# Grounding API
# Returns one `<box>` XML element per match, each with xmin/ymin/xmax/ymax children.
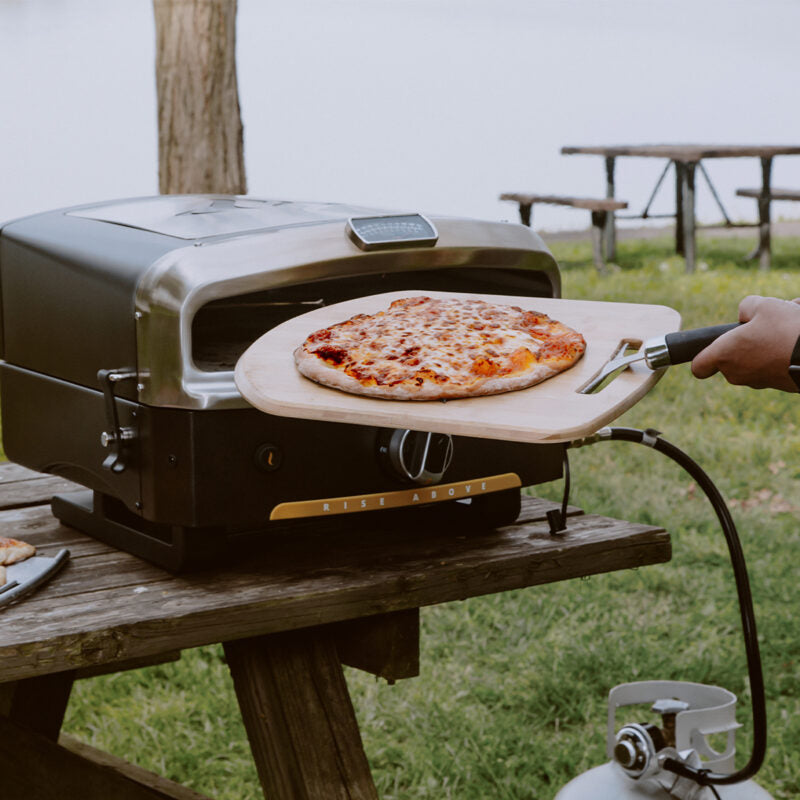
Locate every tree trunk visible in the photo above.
<box><xmin>153</xmin><ymin>0</ymin><xmax>246</xmax><ymax>195</ymax></box>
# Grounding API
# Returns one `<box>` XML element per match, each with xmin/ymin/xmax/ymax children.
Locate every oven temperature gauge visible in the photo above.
<box><xmin>346</xmin><ymin>214</ymin><xmax>438</xmax><ymax>251</ymax></box>
<box><xmin>379</xmin><ymin>429</ymin><xmax>454</xmax><ymax>486</ymax></box>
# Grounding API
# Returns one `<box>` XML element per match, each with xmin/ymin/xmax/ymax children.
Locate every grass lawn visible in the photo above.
<box><xmin>59</xmin><ymin>233</ymin><xmax>800</xmax><ymax>798</ymax></box>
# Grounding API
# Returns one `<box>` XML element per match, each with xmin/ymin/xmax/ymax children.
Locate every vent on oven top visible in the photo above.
<box><xmin>67</xmin><ymin>196</ymin><xmax>381</xmax><ymax>239</ymax></box>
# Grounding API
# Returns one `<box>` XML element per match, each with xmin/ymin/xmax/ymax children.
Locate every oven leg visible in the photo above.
<box><xmin>225</xmin><ymin>629</ymin><xmax>379</xmax><ymax>800</ymax></box>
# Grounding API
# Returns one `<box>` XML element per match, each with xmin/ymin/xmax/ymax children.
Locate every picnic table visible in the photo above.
<box><xmin>0</xmin><ymin>461</ymin><xmax>670</xmax><ymax>799</ymax></box>
<box><xmin>561</xmin><ymin>144</ymin><xmax>800</xmax><ymax>272</ymax></box>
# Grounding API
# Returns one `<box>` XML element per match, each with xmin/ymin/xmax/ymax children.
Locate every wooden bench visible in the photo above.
<box><xmin>736</xmin><ymin>187</ymin><xmax>800</xmax><ymax>270</ymax></box>
<box><xmin>500</xmin><ymin>192</ymin><xmax>628</xmax><ymax>273</ymax></box>
<box><xmin>0</xmin><ymin>463</ymin><xmax>670</xmax><ymax>799</ymax></box>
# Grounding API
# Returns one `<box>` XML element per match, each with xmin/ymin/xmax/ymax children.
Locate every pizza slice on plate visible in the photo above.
<box><xmin>0</xmin><ymin>537</ymin><xmax>37</xmax><ymax>587</ymax></box>
<box><xmin>0</xmin><ymin>536</ymin><xmax>36</xmax><ymax>567</ymax></box>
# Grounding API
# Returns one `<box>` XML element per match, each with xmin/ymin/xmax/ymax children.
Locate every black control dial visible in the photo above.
<box><xmin>380</xmin><ymin>429</ymin><xmax>454</xmax><ymax>486</ymax></box>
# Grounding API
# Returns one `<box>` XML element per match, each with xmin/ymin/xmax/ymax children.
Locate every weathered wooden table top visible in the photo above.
<box><xmin>561</xmin><ymin>143</ymin><xmax>800</xmax><ymax>161</ymax></box>
<box><xmin>0</xmin><ymin>462</ymin><xmax>670</xmax><ymax>684</ymax></box>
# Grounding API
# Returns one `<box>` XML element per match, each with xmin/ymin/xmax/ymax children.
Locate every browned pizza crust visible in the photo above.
<box><xmin>0</xmin><ymin>536</ymin><xmax>36</xmax><ymax>566</ymax></box>
<box><xmin>295</xmin><ymin>296</ymin><xmax>585</xmax><ymax>400</ymax></box>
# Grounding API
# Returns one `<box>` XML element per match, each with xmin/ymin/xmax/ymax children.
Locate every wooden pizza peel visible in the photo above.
<box><xmin>234</xmin><ymin>291</ymin><xmax>681</xmax><ymax>444</ymax></box>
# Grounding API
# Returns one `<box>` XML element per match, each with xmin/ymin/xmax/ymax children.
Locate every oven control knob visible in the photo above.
<box><xmin>383</xmin><ymin>429</ymin><xmax>453</xmax><ymax>486</ymax></box>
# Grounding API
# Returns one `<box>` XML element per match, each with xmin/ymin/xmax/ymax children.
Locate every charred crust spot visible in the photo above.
<box><xmin>314</xmin><ymin>346</ymin><xmax>349</xmax><ymax>365</ymax></box>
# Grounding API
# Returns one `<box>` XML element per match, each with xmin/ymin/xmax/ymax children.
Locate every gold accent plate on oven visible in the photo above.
<box><xmin>235</xmin><ymin>291</ymin><xmax>681</xmax><ymax>444</ymax></box>
<box><xmin>270</xmin><ymin>473</ymin><xmax>521</xmax><ymax>520</ymax></box>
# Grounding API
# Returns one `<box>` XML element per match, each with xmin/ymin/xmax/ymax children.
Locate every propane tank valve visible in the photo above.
<box><xmin>555</xmin><ymin>681</ymin><xmax>774</xmax><ymax>800</ymax></box>
<box><xmin>613</xmin><ymin>723</ymin><xmax>665</xmax><ymax>779</ymax></box>
<box><xmin>613</xmin><ymin>738</ymin><xmax>639</xmax><ymax>769</ymax></box>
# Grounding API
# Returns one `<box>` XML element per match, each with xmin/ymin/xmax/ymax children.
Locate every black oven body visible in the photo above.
<box><xmin>0</xmin><ymin>196</ymin><xmax>564</xmax><ymax>570</ymax></box>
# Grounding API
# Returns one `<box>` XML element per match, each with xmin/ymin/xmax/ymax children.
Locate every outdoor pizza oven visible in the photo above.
<box><xmin>0</xmin><ymin>195</ymin><xmax>565</xmax><ymax>570</ymax></box>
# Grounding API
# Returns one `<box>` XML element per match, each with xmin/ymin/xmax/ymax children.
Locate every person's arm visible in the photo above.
<box><xmin>691</xmin><ymin>295</ymin><xmax>800</xmax><ymax>392</ymax></box>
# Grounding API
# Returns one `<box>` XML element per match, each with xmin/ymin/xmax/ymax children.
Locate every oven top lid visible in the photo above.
<box><xmin>66</xmin><ymin>195</ymin><xmax>387</xmax><ymax>240</ymax></box>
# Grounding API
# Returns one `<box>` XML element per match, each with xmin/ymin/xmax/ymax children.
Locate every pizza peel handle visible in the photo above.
<box><xmin>662</xmin><ymin>323</ymin><xmax>740</xmax><ymax>364</ymax></box>
<box><xmin>581</xmin><ymin>322</ymin><xmax>740</xmax><ymax>394</ymax></box>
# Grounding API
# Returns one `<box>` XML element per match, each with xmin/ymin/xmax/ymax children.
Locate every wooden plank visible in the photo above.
<box><xmin>0</xmin><ymin>716</ymin><xmax>207</xmax><ymax>800</ymax></box>
<box><xmin>0</xmin><ymin>495</ymin><xmax>581</xmax><ymax>603</ymax></box>
<box><xmin>335</xmin><ymin>608</ymin><xmax>420</xmax><ymax>682</ymax></box>
<box><xmin>0</xmin><ymin>462</ymin><xmax>79</xmax><ymax>510</ymax></box>
<box><xmin>235</xmin><ymin>291</ymin><xmax>681</xmax><ymax>445</ymax></box>
<box><xmin>0</xmin><ymin>495</ymin><xmax>581</xmax><ymax>602</ymax></box>
<box><xmin>499</xmin><ymin>192</ymin><xmax>627</xmax><ymax>211</ymax></box>
<box><xmin>737</xmin><ymin>187</ymin><xmax>800</xmax><ymax>200</ymax></box>
<box><xmin>75</xmin><ymin>650</ymin><xmax>182</xmax><ymax>680</ymax></box>
<box><xmin>562</xmin><ymin>144</ymin><xmax>800</xmax><ymax>160</ymax></box>
<box><xmin>0</xmin><ymin>462</ymin><xmax>50</xmax><ymax>482</ymax></box>
<box><xmin>17</xmin><ymin>548</ymin><xmax>166</xmax><ymax>599</ymax></box>
<box><xmin>0</xmin><ymin>504</ymin><xmax>112</xmax><ymax>555</ymax></box>
<box><xmin>0</xmin><ymin>475</ymin><xmax>78</xmax><ymax>509</ymax></box>
<box><xmin>0</xmin><ymin>506</ymin><xmax>669</xmax><ymax>682</ymax></box>
<box><xmin>224</xmin><ymin>630</ymin><xmax>378</xmax><ymax>800</ymax></box>
<box><xmin>59</xmin><ymin>734</ymin><xmax>214</xmax><ymax>800</ymax></box>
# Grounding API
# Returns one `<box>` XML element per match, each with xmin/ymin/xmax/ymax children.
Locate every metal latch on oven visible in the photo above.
<box><xmin>98</xmin><ymin>368</ymin><xmax>138</xmax><ymax>473</ymax></box>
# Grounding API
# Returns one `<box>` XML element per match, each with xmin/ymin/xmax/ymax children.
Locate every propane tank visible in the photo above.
<box><xmin>555</xmin><ymin>681</ymin><xmax>774</xmax><ymax>800</ymax></box>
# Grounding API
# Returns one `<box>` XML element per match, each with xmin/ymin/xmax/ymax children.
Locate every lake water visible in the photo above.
<box><xmin>3</xmin><ymin>0</ymin><xmax>800</xmax><ymax>231</ymax></box>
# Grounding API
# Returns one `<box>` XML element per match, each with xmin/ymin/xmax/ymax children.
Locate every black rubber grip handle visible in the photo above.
<box><xmin>664</xmin><ymin>323</ymin><xmax>741</xmax><ymax>364</ymax></box>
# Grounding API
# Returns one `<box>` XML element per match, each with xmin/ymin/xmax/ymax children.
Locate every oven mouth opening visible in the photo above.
<box><xmin>190</xmin><ymin>266</ymin><xmax>558</xmax><ymax>372</ymax></box>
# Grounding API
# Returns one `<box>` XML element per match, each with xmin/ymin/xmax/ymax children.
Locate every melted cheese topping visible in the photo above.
<box><xmin>297</xmin><ymin>296</ymin><xmax>585</xmax><ymax>398</ymax></box>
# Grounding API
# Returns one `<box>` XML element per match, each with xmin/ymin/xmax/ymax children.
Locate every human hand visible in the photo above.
<box><xmin>690</xmin><ymin>295</ymin><xmax>800</xmax><ymax>392</ymax></box>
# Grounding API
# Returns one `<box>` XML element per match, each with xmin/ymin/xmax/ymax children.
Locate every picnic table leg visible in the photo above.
<box><xmin>604</xmin><ymin>156</ymin><xmax>617</xmax><ymax>260</ymax></box>
<box><xmin>517</xmin><ymin>202</ymin><xmax>533</xmax><ymax>227</ymax></box>
<box><xmin>674</xmin><ymin>160</ymin><xmax>685</xmax><ymax>256</ymax></box>
<box><xmin>0</xmin><ymin>670</ymin><xmax>75</xmax><ymax>740</ymax></box>
<box><xmin>681</xmin><ymin>162</ymin><xmax>697</xmax><ymax>273</ymax></box>
<box><xmin>590</xmin><ymin>211</ymin><xmax>609</xmax><ymax>274</ymax></box>
<box><xmin>224</xmin><ymin>629</ymin><xmax>379</xmax><ymax>800</ymax></box>
<box><xmin>749</xmin><ymin>156</ymin><xmax>772</xmax><ymax>270</ymax></box>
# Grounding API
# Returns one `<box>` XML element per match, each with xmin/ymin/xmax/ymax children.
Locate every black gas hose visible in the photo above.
<box><xmin>568</xmin><ymin>426</ymin><xmax>767</xmax><ymax>787</ymax></box>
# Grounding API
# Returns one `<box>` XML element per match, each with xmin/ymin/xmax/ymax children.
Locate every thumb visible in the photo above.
<box><xmin>691</xmin><ymin>342</ymin><xmax>721</xmax><ymax>379</ymax></box>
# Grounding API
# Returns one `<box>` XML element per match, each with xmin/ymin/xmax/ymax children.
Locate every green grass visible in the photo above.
<box><xmin>63</xmin><ymin>234</ymin><xmax>800</xmax><ymax>798</ymax></box>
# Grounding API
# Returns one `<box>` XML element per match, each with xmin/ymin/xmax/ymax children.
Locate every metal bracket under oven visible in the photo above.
<box><xmin>98</xmin><ymin>368</ymin><xmax>138</xmax><ymax>473</ymax></box>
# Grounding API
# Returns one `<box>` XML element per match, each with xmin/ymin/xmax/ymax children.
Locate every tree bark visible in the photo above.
<box><xmin>153</xmin><ymin>0</ymin><xmax>246</xmax><ymax>195</ymax></box>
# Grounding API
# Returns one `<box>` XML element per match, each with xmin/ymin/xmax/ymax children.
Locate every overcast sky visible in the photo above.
<box><xmin>3</xmin><ymin>0</ymin><xmax>800</xmax><ymax>229</ymax></box>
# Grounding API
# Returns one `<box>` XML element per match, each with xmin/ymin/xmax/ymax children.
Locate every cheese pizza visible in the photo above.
<box><xmin>294</xmin><ymin>295</ymin><xmax>585</xmax><ymax>400</ymax></box>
